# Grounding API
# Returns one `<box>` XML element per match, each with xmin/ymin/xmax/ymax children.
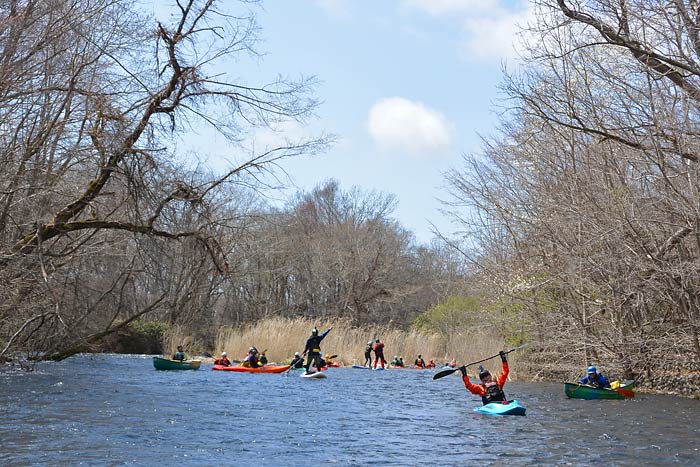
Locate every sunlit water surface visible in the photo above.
<box><xmin>1</xmin><ymin>354</ymin><xmax>699</xmax><ymax>466</ymax></box>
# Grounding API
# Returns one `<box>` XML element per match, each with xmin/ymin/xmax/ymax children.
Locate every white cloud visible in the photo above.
<box><xmin>315</xmin><ymin>0</ymin><xmax>351</xmax><ymax>19</ymax></box>
<box><xmin>461</xmin><ymin>11</ymin><xmax>525</xmax><ymax>61</ymax></box>
<box><xmin>401</xmin><ymin>0</ymin><xmax>503</xmax><ymax>17</ymax></box>
<box><xmin>367</xmin><ymin>97</ymin><xmax>454</xmax><ymax>158</ymax></box>
<box><xmin>401</xmin><ymin>0</ymin><xmax>532</xmax><ymax>62</ymax></box>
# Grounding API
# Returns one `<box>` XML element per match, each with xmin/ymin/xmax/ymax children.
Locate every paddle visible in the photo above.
<box><xmin>433</xmin><ymin>342</ymin><xmax>530</xmax><ymax>380</ymax></box>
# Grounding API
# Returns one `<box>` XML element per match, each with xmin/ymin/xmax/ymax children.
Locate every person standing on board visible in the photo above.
<box><xmin>580</xmin><ymin>366</ymin><xmax>610</xmax><ymax>388</ymax></box>
<box><xmin>460</xmin><ymin>350</ymin><xmax>509</xmax><ymax>405</ymax></box>
<box><xmin>364</xmin><ymin>341</ymin><xmax>374</xmax><ymax>367</ymax></box>
<box><xmin>172</xmin><ymin>345</ymin><xmax>186</xmax><ymax>361</ymax></box>
<box><xmin>373</xmin><ymin>338</ymin><xmax>386</xmax><ymax>369</ymax></box>
<box><xmin>303</xmin><ymin>327</ymin><xmax>332</xmax><ymax>374</ymax></box>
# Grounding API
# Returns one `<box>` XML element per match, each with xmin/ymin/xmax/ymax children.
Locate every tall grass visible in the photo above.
<box><xmin>166</xmin><ymin>317</ymin><xmax>525</xmax><ymax>379</ymax></box>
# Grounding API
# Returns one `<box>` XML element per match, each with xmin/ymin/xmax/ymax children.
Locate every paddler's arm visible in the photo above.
<box><xmin>496</xmin><ymin>351</ymin><xmax>509</xmax><ymax>388</ymax></box>
<box><xmin>460</xmin><ymin>366</ymin><xmax>485</xmax><ymax>396</ymax></box>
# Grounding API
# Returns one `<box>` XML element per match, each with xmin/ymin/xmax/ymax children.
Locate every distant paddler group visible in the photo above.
<box><xmin>155</xmin><ymin>332</ymin><xmax>638</xmax><ymax>410</ymax></box>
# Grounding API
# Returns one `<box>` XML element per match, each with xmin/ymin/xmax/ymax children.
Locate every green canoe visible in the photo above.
<box><xmin>153</xmin><ymin>356</ymin><xmax>201</xmax><ymax>371</ymax></box>
<box><xmin>564</xmin><ymin>380</ymin><xmax>635</xmax><ymax>400</ymax></box>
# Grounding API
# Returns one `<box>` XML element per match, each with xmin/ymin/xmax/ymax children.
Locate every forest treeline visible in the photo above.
<box><xmin>2</xmin><ymin>1</ymin><xmax>700</xmax><ymax>396</ymax></box>
<box><xmin>441</xmin><ymin>1</ymin><xmax>700</xmax><ymax>395</ymax></box>
<box><xmin>0</xmin><ymin>0</ymin><xmax>465</xmax><ymax>363</ymax></box>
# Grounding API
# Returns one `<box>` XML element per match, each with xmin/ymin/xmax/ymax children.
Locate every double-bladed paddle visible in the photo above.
<box><xmin>432</xmin><ymin>342</ymin><xmax>530</xmax><ymax>380</ymax></box>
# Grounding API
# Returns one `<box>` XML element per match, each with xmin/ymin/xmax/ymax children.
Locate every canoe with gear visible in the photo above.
<box><xmin>564</xmin><ymin>379</ymin><xmax>636</xmax><ymax>400</ymax></box>
<box><xmin>153</xmin><ymin>356</ymin><xmax>201</xmax><ymax>371</ymax></box>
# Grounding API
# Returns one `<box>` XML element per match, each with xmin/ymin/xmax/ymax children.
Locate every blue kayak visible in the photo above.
<box><xmin>352</xmin><ymin>365</ymin><xmax>371</xmax><ymax>369</ymax></box>
<box><xmin>474</xmin><ymin>400</ymin><xmax>526</xmax><ymax>416</ymax></box>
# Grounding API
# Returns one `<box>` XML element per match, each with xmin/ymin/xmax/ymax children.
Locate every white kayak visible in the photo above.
<box><xmin>300</xmin><ymin>371</ymin><xmax>327</xmax><ymax>379</ymax></box>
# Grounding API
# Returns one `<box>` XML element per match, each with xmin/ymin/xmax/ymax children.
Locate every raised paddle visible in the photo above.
<box><xmin>433</xmin><ymin>343</ymin><xmax>530</xmax><ymax>380</ymax></box>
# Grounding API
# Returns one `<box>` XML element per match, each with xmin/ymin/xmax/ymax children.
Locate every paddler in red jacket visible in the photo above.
<box><xmin>373</xmin><ymin>338</ymin><xmax>386</xmax><ymax>369</ymax></box>
<box><xmin>460</xmin><ymin>351</ymin><xmax>509</xmax><ymax>405</ymax></box>
<box><xmin>215</xmin><ymin>352</ymin><xmax>231</xmax><ymax>366</ymax></box>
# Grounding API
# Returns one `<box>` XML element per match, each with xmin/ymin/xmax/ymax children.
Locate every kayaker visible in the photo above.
<box><xmin>364</xmin><ymin>341</ymin><xmax>373</xmax><ymax>367</ymax></box>
<box><xmin>290</xmin><ymin>352</ymin><xmax>305</xmax><ymax>369</ymax></box>
<box><xmin>580</xmin><ymin>366</ymin><xmax>610</xmax><ymax>388</ymax></box>
<box><xmin>426</xmin><ymin>359</ymin><xmax>436</xmax><ymax>368</ymax></box>
<box><xmin>215</xmin><ymin>352</ymin><xmax>231</xmax><ymax>366</ymax></box>
<box><xmin>323</xmin><ymin>354</ymin><xmax>336</xmax><ymax>366</ymax></box>
<box><xmin>172</xmin><ymin>345</ymin><xmax>186</xmax><ymax>361</ymax></box>
<box><xmin>373</xmin><ymin>338</ymin><xmax>386</xmax><ymax>369</ymax></box>
<box><xmin>390</xmin><ymin>355</ymin><xmax>402</xmax><ymax>367</ymax></box>
<box><xmin>302</xmin><ymin>327</ymin><xmax>332</xmax><ymax>374</ymax></box>
<box><xmin>414</xmin><ymin>354</ymin><xmax>426</xmax><ymax>368</ymax></box>
<box><xmin>460</xmin><ymin>350</ymin><xmax>509</xmax><ymax>405</ymax></box>
<box><xmin>259</xmin><ymin>351</ymin><xmax>268</xmax><ymax>366</ymax></box>
<box><xmin>242</xmin><ymin>347</ymin><xmax>261</xmax><ymax>368</ymax></box>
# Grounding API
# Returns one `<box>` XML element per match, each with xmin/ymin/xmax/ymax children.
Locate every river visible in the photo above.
<box><xmin>1</xmin><ymin>354</ymin><xmax>698</xmax><ymax>466</ymax></box>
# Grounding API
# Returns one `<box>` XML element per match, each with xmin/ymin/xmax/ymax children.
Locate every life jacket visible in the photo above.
<box><xmin>373</xmin><ymin>342</ymin><xmax>384</xmax><ymax>353</ymax></box>
<box><xmin>216</xmin><ymin>357</ymin><xmax>231</xmax><ymax>366</ymax></box>
<box><xmin>482</xmin><ymin>382</ymin><xmax>506</xmax><ymax>405</ymax></box>
<box><xmin>415</xmin><ymin>358</ymin><xmax>425</xmax><ymax>367</ymax></box>
<box><xmin>306</xmin><ymin>335</ymin><xmax>322</xmax><ymax>354</ymax></box>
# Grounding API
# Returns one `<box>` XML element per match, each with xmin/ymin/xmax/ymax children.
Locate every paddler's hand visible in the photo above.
<box><xmin>499</xmin><ymin>350</ymin><xmax>507</xmax><ymax>363</ymax></box>
<box><xmin>459</xmin><ymin>365</ymin><xmax>467</xmax><ymax>377</ymax></box>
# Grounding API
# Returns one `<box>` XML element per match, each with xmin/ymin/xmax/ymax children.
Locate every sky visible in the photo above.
<box><xmin>153</xmin><ymin>0</ymin><xmax>533</xmax><ymax>244</ymax></box>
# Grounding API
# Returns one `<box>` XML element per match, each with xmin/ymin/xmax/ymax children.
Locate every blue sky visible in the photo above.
<box><xmin>153</xmin><ymin>0</ymin><xmax>533</xmax><ymax>243</ymax></box>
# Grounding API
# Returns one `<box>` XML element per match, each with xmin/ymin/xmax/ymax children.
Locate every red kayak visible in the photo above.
<box><xmin>212</xmin><ymin>364</ymin><xmax>290</xmax><ymax>373</ymax></box>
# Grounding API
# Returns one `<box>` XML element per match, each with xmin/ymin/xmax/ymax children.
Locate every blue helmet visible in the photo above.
<box><xmin>587</xmin><ymin>366</ymin><xmax>597</xmax><ymax>374</ymax></box>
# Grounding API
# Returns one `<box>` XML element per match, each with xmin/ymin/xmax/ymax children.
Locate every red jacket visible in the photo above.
<box><xmin>462</xmin><ymin>361</ymin><xmax>509</xmax><ymax>396</ymax></box>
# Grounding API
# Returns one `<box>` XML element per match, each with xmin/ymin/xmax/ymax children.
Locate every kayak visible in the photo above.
<box><xmin>352</xmin><ymin>365</ymin><xmax>371</xmax><ymax>369</ymax></box>
<box><xmin>212</xmin><ymin>364</ymin><xmax>290</xmax><ymax>374</ymax></box>
<box><xmin>153</xmin><ymin>357</ymin><xmax>201</xmax><ymax>371</ymax></box>
<box><xmin>564</xmin><ymin>380</ymin><xmax>635</xmax><ymax>400</ymax></box>
<box><xmin>301</xmin><ymin>371</ymin><xmax>327</xmax><ymax>379</ymax></box>
<box><xmin>474</xmin><ymin>400</ymin><xmax>526</xmax><ymax>416</ymax></box>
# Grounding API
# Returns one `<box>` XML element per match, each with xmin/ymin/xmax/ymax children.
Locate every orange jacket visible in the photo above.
<box><xmin>462</xmin><ymin>361</ymin><xmax>509</xmax><ymax>396</ymax></box>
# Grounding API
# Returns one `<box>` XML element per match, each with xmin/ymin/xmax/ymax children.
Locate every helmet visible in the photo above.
<box><xmin>375</xmin><ymin>338</ymin><xmax>380</xmax><ymax>342</ymax></box>
<box><xmin>221</xmin><ymin>352</ymin><xmax>227</xmax><ymax>356</ymax></box>
<box><xmin>295</xmin><ymin>352</ymin><xmax>300</xmax><ymax>356</ymax></box>
<box><xmin>587</xmin><ymin>366</ymin><xmax>597</xmax><ymax>374</ymax></box>
<box><xmin>368</xmin><ymin>341</ymin><xmax>373</xmax><ymax>345</ymax></box>
<box><xmin>325</xmin><ymin>354</ymin><xmax>330</xmax><ymax>359</ymax></box>
<box><xmin>418</xmin><ymin>354</ymin><xmax>422</xmax><ymax>358</ymax></box>
<box><xmin>312</xmin><ymin>328</ymin><xmax>318</xmax><ymax>336</ymax></box>
<box><xmin>394</xmin><ymin>355</ymin><xmax>398</xmax><ymax>359</ymax></box>
<box><xmin>478</xmin><ymin>365</ymin><xmax>490</xmax><ymax>380</ymax></box>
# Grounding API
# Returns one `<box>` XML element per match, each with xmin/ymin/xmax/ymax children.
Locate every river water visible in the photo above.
<box><xmin>0</xmin><ymin>354</ymin><xmax>698</xmax><ymax>467</ymax></box>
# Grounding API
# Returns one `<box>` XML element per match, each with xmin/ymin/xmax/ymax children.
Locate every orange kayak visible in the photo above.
<box><xmin>212</xmin><ymin>364</ymin><xmax>291</xmax><ymax>373</ymax></box>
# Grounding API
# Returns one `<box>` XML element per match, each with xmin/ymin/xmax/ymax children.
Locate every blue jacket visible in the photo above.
<box><xmin>580</xmin><ymin>373</ymin><xmax>610</xmax><ymax>388</ymax></box>
<box><xmin>304</xmin><ymin>329</ymin><xmax>331</xmax><ymax>355</ymax></box>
